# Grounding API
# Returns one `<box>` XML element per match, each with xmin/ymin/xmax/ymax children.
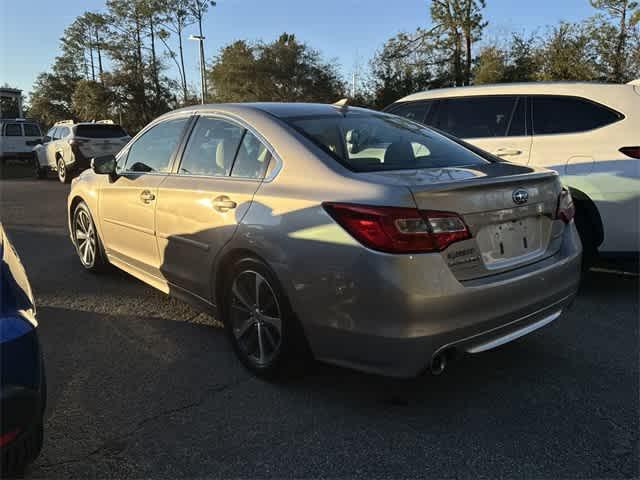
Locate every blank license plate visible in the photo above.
<box><xmin>482</xmin><ymin>217</ymin><xmax>542</xmax><ymax>265</ymax></box>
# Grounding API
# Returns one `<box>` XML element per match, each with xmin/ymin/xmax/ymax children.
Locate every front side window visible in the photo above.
<box><xmin>179</xmin><ymin>117</ymin><xmax>244</xmax><ymax>176</ymax></box>
<box><xmin>532</xmin><ymin>96</ymin><xmax>623</xmax><ymax>135</ymax></box>
<box><xmin>57</xmin><ymin>127</ymin><xmax>70</xmax><ymax>138</ymax></box>
<box><xmin>4</xmin><ymin>124</ymin><xmax>22</xmax><ymax>136</ymax></box>
<box><xmin>285</xmin><ymin>111</ymin><xmax>489</xmax><ymax>172</ymax></box>
<box><xmin>432</xmin><ymin>96</ymin><xmax>519</xmax><ymax>139</ymax></box>
<box><xmin>124</xmin><ymin>116</ymin><xmax>189</xmax><ymax>173</ymax></box>
<box><xmin>231</xmin><ymin>131</ymin><xmax>271</xmax><ymax>179</ymax></box>
<box><xmin>507</xmin><ymin>97</ymin><xmax>526</xmax><ymax>137</ymax></box>
<box><xmin>23</xmin><ymin>124</ymin><xmax>41</xmax><ymax>137</ymax></box>
<box><xmin>388</xmin><ymin>102</ymin><xmax>431</xmax><ymax>124</ymax></box>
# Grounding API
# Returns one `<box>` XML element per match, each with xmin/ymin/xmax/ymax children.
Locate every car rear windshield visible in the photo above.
<box><xmin>23</xmin><ymin>124</ymin><xmax>41</xmax><ymax>137</ymax></box>
<box><xmin>75</xmin><ymin>124</ymin><xmax>128</xmax><ymax>138</ymax></box>
<box><xmin>283</xmin><ymin>111</ymin><xmax>489</xmax><ymax>172</ymax></box>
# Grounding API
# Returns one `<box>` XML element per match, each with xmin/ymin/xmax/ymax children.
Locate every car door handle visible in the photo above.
<box><xmin>494</xmin><ymin>148</ymin><xmax>522</xmax><ymax>157</ymax></box>
<box><xmin>212</xmin><ymin>196</ymin><xmax>237</xmax><ymax>212</ymax></box>
<box><xmin>140</xmin><ymin>190</ymin><xmax>155</xmax><ymax>203</ymax></box>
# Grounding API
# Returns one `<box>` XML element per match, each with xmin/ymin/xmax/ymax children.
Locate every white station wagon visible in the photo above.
<box><xmin>386</xmin><ymin>81</ymin><xmax>640</xmax><ymax>260</ymax></box>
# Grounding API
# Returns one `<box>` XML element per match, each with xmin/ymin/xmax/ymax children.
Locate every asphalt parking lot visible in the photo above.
<box><xmin>1</xmin><ymin>176</ymin><xmax>638</xmax><ymax>479</ymax></box>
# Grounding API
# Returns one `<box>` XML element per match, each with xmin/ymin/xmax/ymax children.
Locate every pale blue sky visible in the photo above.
<box><xmin>1</xmin><ymin>0</ymin><xmax>595</xmax><ymax>98</ymax></box>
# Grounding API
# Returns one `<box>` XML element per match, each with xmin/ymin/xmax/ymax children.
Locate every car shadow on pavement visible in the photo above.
<box><xmin>7</xmin><ymin>211</ymin><xmax>638</xmax><ymax>478</ymax></box>
<box><xmin>29</xmin><ymin>260</ymin><xmax>638</xmax><ymax>478</ymax></box>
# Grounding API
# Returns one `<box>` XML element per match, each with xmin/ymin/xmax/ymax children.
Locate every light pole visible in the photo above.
<box><xmin>189</xmin><ymin>34</ymin><xmax>206</xmax><ymax>104</ymax></box>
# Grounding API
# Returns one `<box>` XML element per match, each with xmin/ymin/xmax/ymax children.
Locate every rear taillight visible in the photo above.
<box><xmin>322</xmin><ymin>203</ymin><xmax>470</xmax><ymax>253</ymax></box>
<box><xmin>0</xmin><ymin>428</ymin><xmax>20</xmax><ymax>447</ymax></box>
<box><xmin>555</xmin><ymin>188</ymin><xmax>575</xmax><ymax>224</ymax></box>
<box><xmin>68</xmin><ymin>138</ymin><xmax>88</xmax><ymax>146</ymax></box>
<box><xmin>620</xmin><ymin>146</ymin><xmax>640</xmax><ymax>159</ymax></box>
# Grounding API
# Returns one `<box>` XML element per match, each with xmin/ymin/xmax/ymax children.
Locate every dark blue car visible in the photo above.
<box><xmin>0</xmin><ymin>224</ymin><xmax>45</xmax><ymax>476</ymax></box>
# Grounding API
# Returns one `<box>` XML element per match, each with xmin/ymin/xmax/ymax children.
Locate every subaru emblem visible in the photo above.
<box><xmin>512</xmin><ymin>189</ymin><xmax>529</xmax><ymax>205</ymax></box>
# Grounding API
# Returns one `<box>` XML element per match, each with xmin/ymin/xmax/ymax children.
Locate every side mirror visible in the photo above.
<box><xmin>42</xmin><ymin>136</ymin><xmax>51</xmax><ymax>143</ymax></box>
<box><xmin>91</xmin><ymin>155</ymin><xmax>117</xmax><ymax>176</ymax></box>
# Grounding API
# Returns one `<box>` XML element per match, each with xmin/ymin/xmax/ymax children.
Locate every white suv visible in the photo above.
<box><xmin>386</xmin><ymin>81</ymin><xmax>640</xmax><ymax>259</ymax></box>
<box><xmin>34</xmin><ymin>120</ymin><xmax>130</xmax><ymax>183</ymax></box>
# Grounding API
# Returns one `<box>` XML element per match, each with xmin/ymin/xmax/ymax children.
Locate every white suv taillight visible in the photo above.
<box><xmin>323</xmin><ymin>203</ymin><xmax>471</xmax><ymax>253</ymax></box>
<box><xmin>555</xmin><ymin>188</ymin><xmax>575</xmax><ymax>224</ymax></box>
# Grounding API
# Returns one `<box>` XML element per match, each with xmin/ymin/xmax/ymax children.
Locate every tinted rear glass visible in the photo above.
<box><xmin>507</xmin><ymin>98</ymin><xmax>526</xmax><ymax>136</ymax></box>
<box><xmin>432</xmin><ymin>96</ymin><xmax>519</xmax><ymax>138</ymax></box>
<box><xmin>23</xmin><ymin>124</ymin><xmax>41</xmax><ymax>137</ymax></box>
<box><xmin>532</xmin><ymin>96</ymin><xmax>622</xmax><ymax>135</ymax></box>
<box><xmin>75</xmin><ymin>124</ymin><xmax>128</xmax><ymax>138</ymax></box>
<box><xmin>285</xmin><ymin>111</ymin><xmax>489</xmax><ymax>172</ymax></box>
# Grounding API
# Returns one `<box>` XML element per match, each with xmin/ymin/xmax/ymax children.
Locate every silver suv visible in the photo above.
<box><xmin>34</xmin><ymin>120</ymin><xmax>130</xmax><ymax>183</ymax></box>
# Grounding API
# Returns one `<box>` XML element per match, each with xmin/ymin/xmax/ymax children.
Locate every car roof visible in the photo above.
<box><xmin>64</xmin><ymin>123</ymin><xmax>123</xmax><ymax>127</ymax></box>
<box><xmin>0</xmin><ymin>118</ymin><xmax>39</xmax><ymax>124</ymax></box>
<box><xmin>395</xmin><ymin>81</ymin><xmax>634</xmax><ymax>103</ymax></box>
<box><xmin>169</xmin><ymin>102</ymin><xmax>374</xmax><ymax>119</ymax></box>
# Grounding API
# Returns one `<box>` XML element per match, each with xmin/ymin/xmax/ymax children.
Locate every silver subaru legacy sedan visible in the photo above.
<box><xmin>67</xmin><ymin>102</ymin><xmax>582</xmax><ymax>378</ymax></box>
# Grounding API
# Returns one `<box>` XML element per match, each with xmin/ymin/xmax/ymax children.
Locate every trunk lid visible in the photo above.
<box><xmin>360</xmin><ymin>163</ymin><xmax>565</xmax><ymax>280</ymax></box>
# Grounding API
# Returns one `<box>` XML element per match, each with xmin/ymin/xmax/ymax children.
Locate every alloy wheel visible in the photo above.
<box><xmin>230</xmin><ymin>270</ymin><xmax>282</xmax><ymax>366</ymax></box>
<box><xmin>57</xmin><ymin>159</ymin><xmax>66</xmax><ymax>183</ymax></box>
<box><xmin>74</xmin><ymin>208</ymin><xmax>96</xmax><ymax>267</ymax></box>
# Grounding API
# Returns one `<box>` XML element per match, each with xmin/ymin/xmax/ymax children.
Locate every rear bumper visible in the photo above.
<box><xmin>0</xmin><ymin>152</ymin><xmax>34</xmax><ymax>161</ymax></box>
<box><xmin>299</xmin><ymin>224</ymin><xmax>582</xmax><ymax>378</ymax></box>
<box><xmin>67</xmin><ymin>148</ymin><xmax>91</xmax><ymax>172</ymax></box>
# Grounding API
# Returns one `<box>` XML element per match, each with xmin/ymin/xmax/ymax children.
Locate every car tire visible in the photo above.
<box><xmin>72</xmin><ymin>202</ymin><xmax>108</xmax><ymax>272</ymax></box>
<box><xmin>574</xmin><ymin>206</ymin><xmax>597</xmax><ymax>270</ymax></box>
<box><xmin>0</xmin><ymin>421</ymin><xmax>43</xmax><ymax>478</ymax></box>
<box><xmin>57</xmin><ymin>158</ymin><xmax>70</xmax><ymax>184</ymax></box>
<box><xmin>34</xmin><ymin>154</ymin><xmax>46</xmax><ymax>179</ymax></box>
<box><xmin>222</xmin><ymin>257</ymin><xmax>310</xmax><ymax>379</ymax></box>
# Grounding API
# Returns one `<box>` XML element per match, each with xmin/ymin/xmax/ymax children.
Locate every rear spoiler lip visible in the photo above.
<box><xmin>408</xmin><ymin>169</ymin><xmax>559</xmax><ymax>194</ymax></box>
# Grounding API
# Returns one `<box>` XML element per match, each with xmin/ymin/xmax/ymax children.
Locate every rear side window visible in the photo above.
<box><xmin>75</xmin><ymin>124</ymin><xmax>128</xmax><ymax>138</ymax></box>
<box><xmin>23</xmin><ymin>124</ymin><xmax>41</xmax><ymax>137</ymax></box>
<box><xmin>178</xmin><ymin>117</ymin><xmax>244</xmax><ymax>177</ymax></box>
<box><xmin>57</xmin><ymin>127</ymin><xmax>70</xmax><ymax>138</ymax></box>
<box><xmin>124</xmin><ymin>117</ymin><xmax>189</xmax><ymax>173</ymax></box>
<box><xmin>4</xmin><ymin>124</ymin><xmax>22</xmax><ymax>136</ymax></box>
<box><xmin>388</xmin><ymin>102</ymin><xmax>431</xmax><ymax>124</ymax></box>
<box><xmin>532</xmin><ymin>96</ymin><xmax>623</xmax><ymax>135</ymax></box>
<box><xmin>431</xmin><ymin>96</ymin><xmax>519</xmax><ymax>139</ymax></box>
<box><xmin>231</xmin><ymin>131</ymin><xmax>271</xmax><ymax>179</ymax></box>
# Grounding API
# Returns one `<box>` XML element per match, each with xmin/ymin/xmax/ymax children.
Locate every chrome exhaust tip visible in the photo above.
<box><xmin>430</xmin><ymin>353</ymin><xmax>447</xmax><ymax>375</ymax></box>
